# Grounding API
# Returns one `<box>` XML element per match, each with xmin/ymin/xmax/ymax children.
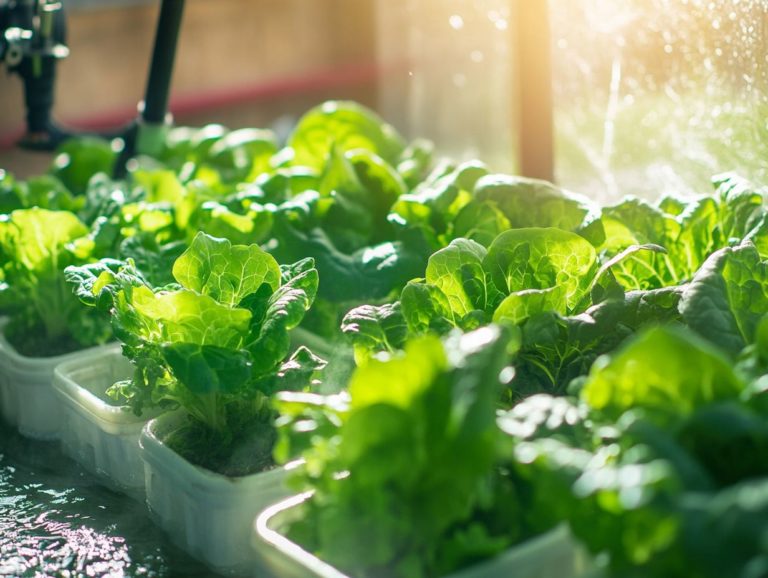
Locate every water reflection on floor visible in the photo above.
<box><xmin>0</xmin><ymin>422</ymin><xmax>220</xmax><ymax>578</ymax></box>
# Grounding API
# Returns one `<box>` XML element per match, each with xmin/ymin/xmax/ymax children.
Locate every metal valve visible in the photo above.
<box><xmin>1</xmin><ymin>0</ymin><xmax>68</xmax><ymax>71</ymax></box>
<box><xmin>2</xmin><ymin>25</ymin><xmax>32</xmax><ymax>66</ymax></box>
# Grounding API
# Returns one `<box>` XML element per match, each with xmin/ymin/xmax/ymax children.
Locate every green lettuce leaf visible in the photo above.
<box><xmin>50</xmin><ymin>137</ymin><xmax>117</xmax><ymax>195</ymax></box>
<box><xmin>289</xmin><ymin>100</ymin><xmax>406</xmax><ymax>171</ymax></box>
<box><xmin>425</xmin><ymin>238</ymin><xmax>493</xmax><ymax>316</ymax></box>
<box><xmin>582</xmin><ymin>326</ymin><xmax>744</xmax><ymax>420</ymax></box>
<box><xmin>0</xmin><ymin>208</ymin><xmax>110</xmax><ymax>353</ymax></box>
<box><xmin>172</xmin><ymin>231</ymin><xmax>281</xmax><ymax>306</ymax></box>
<box><xmin>341</xmin><ymin>302</ymin><xmax>408</xmax><ymax>363</ymax></box>
<box><xmin>484</xmin><ymin>227</ymin><xmax>597</xmax><ymax>316</ymax></box>
<box><xmin>474</xmin><ymin>174</ymin><xmax>601</xmax><ymax>241</ymax></box>
<box><xmin>680</xmin><ymin>242</ymin><xmax>768</xmax><ymax>355</ymax></box>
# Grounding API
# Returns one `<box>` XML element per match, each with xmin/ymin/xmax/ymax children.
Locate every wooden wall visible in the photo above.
<box><xmin>0</xmin><ymin>0</ymin><xmax>377</xmax><ymax>141</ymax></box>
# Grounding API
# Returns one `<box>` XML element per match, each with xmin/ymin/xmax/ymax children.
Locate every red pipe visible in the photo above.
<box><xmin>0</xmin><ymin>61</ymin><xmax>391</xmax><ymax>150</ymax></box>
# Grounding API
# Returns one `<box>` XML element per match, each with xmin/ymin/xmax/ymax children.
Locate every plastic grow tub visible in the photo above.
<box><xmin>253</xmin><ymin>492</ymin><xmax>593</xmax><ymax>578</ymax></box>
<box><xmin>53</xmin><ymin>348</ymin><xmax>160</xmax><ymax>495</ymax></box>
<box><xmin>140</xmin><ymin>411</ymin><xmax>302</xmax><ymax>575</ymax></box>
<box><xmin>0</xmin><ymin>318</ymin><xmax>114</xmax><ymax>440</ymax></box>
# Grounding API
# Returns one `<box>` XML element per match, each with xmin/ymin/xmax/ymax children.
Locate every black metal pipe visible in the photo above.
<box><xmin>142</xmin><ymin>0</ymin><xmax>185</xmax><ymax>124</ymax></box>
<box><xmin>115</xmin><ymin>0</ymin><xmax>184</xmax><ymax>176</ymax></box>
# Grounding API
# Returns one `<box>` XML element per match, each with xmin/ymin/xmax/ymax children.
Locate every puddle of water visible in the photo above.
<box><xmin>0</xmin><ymin>422</ymin><xmax>223</xmax><ymax>578</ymax></box>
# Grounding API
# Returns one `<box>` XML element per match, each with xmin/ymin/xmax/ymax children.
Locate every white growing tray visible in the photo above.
<box><xmin>140</xmin><ymin>411</ymin><xmax>301</xmax><ymax>575</ymax></box>
<box><xmin>0</xmin><ymin>318</ymin><xmax>114</xmax><ymax>440</ymax></box>
<box><xmin>53</xmin><ymin>348</ymin><xmax>159</xmax><ymax>495</ymax></box>
<box><xmin>253</xmin><ymin>492</ymin><xmax>594</xmax><ymax>578</ymax></box>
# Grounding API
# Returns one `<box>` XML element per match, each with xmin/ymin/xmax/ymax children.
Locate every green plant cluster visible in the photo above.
<box><xmin>275</xmin><ymin>327</ymin><xmax>520</xmax><ymax>578</ymax></box>
<box><xmin>2</xmin><ymin>101</ymin><xmax>768</xmax><ymax>576</ymax></box>
<box><xmin>66</xmin><ymin>232</ymin><xmax>324</xmax><ymax>473</ymax></box>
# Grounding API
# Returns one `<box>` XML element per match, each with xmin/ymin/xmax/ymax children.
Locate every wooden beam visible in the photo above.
<box><xmin>514</xmin><ymin>0</ymin><xmax>554</xmax><ymax>182</ymax></box>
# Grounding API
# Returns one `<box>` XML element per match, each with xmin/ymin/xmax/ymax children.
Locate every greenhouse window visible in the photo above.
<box><xmin>377</xmin><ymin>0</ymin><xmax>768</xmax><ymax>199</ymax></box>
<box><xmin>552</xmin><ymin>0</ymin><xmax>768</xmax><ymax>200</ymax></box>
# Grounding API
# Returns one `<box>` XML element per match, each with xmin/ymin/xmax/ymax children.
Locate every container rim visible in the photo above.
<box><xmin>255</xmin><ymin>491</ymin><xmax>350</xmax><ymax>578</ymax></box>
<box><xmin>140</xmin><ymin>411</ymin><xmax>303</xmax><ymax>495</ymax></box>
<box><xmin>0</xmin><ymin>317</ymin><xmax>116</xmax><ymax>370</ymax></box>
<box><xmin>254</xmin><ymin>493</ymin><xmax>585</xmax><ymax>578</ymax></box>
<box><xmin>53</xmin><ymin>348</ymin><xmax>154</xmax><ymax>428</ymax></box>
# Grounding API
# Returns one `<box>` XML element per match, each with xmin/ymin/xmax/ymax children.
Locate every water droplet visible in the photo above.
<box><xmin>453</xmin><ymin>73</ymin><xmax>467</xmax><ymax>88</ymax></box>
<box><xmin>499</xmin><ymin>366</ymin><xmax>515</xmax><ymax>385</ymax></box>
<box><xmin>470</xmin><ymin>50</ymin><xmax>484</xmax><ymax>63</ymax></box>
<box><xmin>449</xmin><ymin>14</ymin><xmax>464</xmax><ymax>30</ymax></box>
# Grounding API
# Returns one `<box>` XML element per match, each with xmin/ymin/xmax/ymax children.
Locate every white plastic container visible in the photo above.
<box><xmin>53</xmin><ymin>348</ymin><xmax>159</xmax><ymax>495</ymax></box>
<box><xmin>253</xmin><ymin>492</ymin><xmax>593</xmax><ymax>578</ymax></box>
<box><xmin>140</xmin><ymin>412</ymin><xmax>301</xmax><ymax>575</ymax></box>
<box><xmin>0</xmin><ymin>318</ymin><xmax>113</xmax><ymax>440</ymax></box>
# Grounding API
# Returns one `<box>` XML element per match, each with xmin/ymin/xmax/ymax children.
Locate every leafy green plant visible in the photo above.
<box><xmin>597</xmin><ymin>173</ymin><xmax>767</xmax><ymax>292</ymax></box>
<box><xmin>274</xmin><ymin>326</ymin><xmax>534</xmax><ymax>578</ymax></box>
<box><xmin>287</xmin><ymin>100</ymin><xmax>406</xmax><ymax>171</ymax></box>
<box><xmin>343</xmin><ymin>228</ymin><xmax>666</xmax><ymax>394</ymax></box>
<box><xmin>67</xmin><ymin>232</ymin><xmax>325</xmax><ymax>474</ymax></box>
<box><xmin>50</xmin><ymin>137</ymin><xmax>119</xmax><ymax>195</ymax></box>
<box><xmin>581</xmin><ymin>325</ymin><xmax>743</xmax><ymax>421</ymax></box>
<box><xmin>0</xmin><ymin>207</ymin><xmax>112</xmax><ymax>356</ymax></box>
<box><xmin>0</xmin><ymin>170</ymin><xmax>83</xmax><ymax>213</ymax></box>
<box><xmin>267</xmin><ymin>101</ymin><xmax>434</xmax><ymax>306</ymax></box>
<box><xmin>388</xmin><ymin>166</ymin><xmax>608</xmax><ymax>263</ymax></box>
<box><xmin>497</xmin><ymin>326</ymin><xmax>768</xmax><ymax>578</ymax></box>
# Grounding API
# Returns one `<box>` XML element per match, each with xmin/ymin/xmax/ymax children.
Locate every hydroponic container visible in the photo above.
<box><xmin>53</xmin><ymin>348</ymin><xmax>160</xmax><ymax>495</ymax></box>
<box><xmin>140</xmin><ymin>411</ymin><xmax>302</xmax><ymax>575</ymax></box>
<box><xmin>253</xmin><ymin>492</ymin><xmax>593</xmax><ymax>578</ymax></box>
<box><xmin>0</xmin><ymin>318</ymin><xmax>113</xmax><ymax>440</ymax></box>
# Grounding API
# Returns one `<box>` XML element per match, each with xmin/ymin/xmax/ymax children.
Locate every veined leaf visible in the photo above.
<box><xmin>173</xmin><ymin>231</ymin><xmax>281</xmax><ymax>306</ymax></box>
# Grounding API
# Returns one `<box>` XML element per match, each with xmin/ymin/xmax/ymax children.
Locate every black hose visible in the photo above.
<box><xmin>142</xmin><ymin>0</ymin><xmax>185</xmax><ymax>124</ymax></box>
<box><xmin>115</xmin><ymin>0</ymin><xmax>185</xmax><ymax>176</ymax></box>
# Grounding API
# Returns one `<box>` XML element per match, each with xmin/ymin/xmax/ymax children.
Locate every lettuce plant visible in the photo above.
<box><xmin>50</xmin><ymin>137</ymin><xmax>118</xmax><ymax>195</ymax></box>
<box><xmin>390</xmin><ymin>167</ymin><xmax>603</xmax><ymax>252</ymax></box>
<box><xmin>0</xmin><ymin>207</ymin><xmax>111</xmax><ymax>356</ymax></box>
<box><xmin>343</xmin><ymin>228</ymin><xmax>667</xmax><ymax>395</ymax></box>
<box><xmin>344</xmin><ymin>228</ymin><xmax>653</xmax><ymax>346</ymax></box>
<box><xmin>274</xmin><ymin>326</ymin><xmax>529</xmax><ymax>578</ymax></box>
<box><xmin>597</xmin><ymin>172</ymin><xmax>768</xmax><ymax>291</ymax></box>
<box><xmin>497</xmin><ymin>326</ymin><xmax>768</xmax><ymax>578</ymax></box>
<box><xmin>0</xmin><ymin>170</ymin><xmax>83</xmax><ymax>213</ymax></box>
<box><xmin>268</xmin><ymin>101</ymin><xmax>434</xmax><ymax>306</ymax></box>
<box><xmin>67</xmin><ymin>232</ymin><xmax>325</xmax><ymax>474</ymax></box>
